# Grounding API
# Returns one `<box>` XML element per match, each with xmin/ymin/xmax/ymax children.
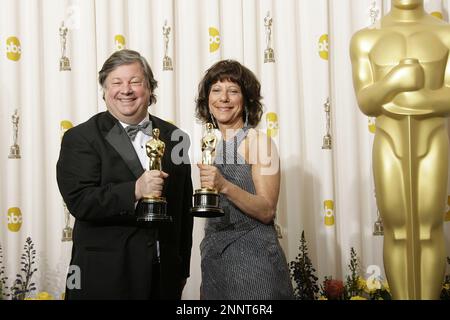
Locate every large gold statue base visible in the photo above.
<box><xmin>137</xmin><ymin>197</ymin><xmax>171</xmax><ymax>222</ymax></box>
<box><xmin>190</xmin><ymin>188</ymin><xmax>224</xmax><ymax>218</ymax></box>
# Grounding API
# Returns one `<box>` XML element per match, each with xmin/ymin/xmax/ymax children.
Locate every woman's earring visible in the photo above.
<box><xmin>210</xmin><ymin>113</ymin><xmax>218</xmax><ymax>128</ymax></box>
<box><xmin>244</xmin><ymin>107</ymin><xmax>249</xmax><ymax>127</ymax></box>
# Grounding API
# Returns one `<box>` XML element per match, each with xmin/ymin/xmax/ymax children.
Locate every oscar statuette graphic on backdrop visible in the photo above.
<box><xmin>8</xmin><ymin>109</ymin><xmax>21</xmax><ymax>159</ymax></box>
<box><xmin>59</xmin><ymin>21</ymin><xmax>71</xmax><ymax>71</ymax></box>
<box><xmin>61</xmin><ymin>121</ymin><xmax>74</xmax><ymax>241</ymax></box>
<box><xmin>321</xmin><ymin>98</ymin><xmax>332</xmax><ymax>150</ymax></box>
<box><xmin>162</xmin><ymin>20</ymin><xmax>173</xmax><ymax>71</ymax></box>
<box><xmin>264</xmin><ymin>12</ymin><xmax>275</xmax><ymax>64</ymax></box>
<box><xmin>190</xmin><ymin>123</ymin><xmax>224</xmax><ymax>217</ymax></box>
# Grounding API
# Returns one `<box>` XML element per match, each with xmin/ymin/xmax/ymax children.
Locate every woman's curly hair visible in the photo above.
<box><xmin>196</xmin><ymin>60</ymin><xmax>263</xmax><ymax>127</ymax></box>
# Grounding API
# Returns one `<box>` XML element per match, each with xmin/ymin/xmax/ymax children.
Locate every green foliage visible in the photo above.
<box><xmin>321</xmin><ymin>276</ymin><xmax>345</xmax><ymax>300</ymax></box>
<box><xmin>10</xmin><ymin>237</ymin><xmax>37</xmax><ymax>300</ymax></box>
<box><xmin>289</xmin><ymin>231</ymin><xmax>319</xmax><ymax>300</ymax></box>
<box><xmin>441</xmin><ymin>257</ymin><xmax>450</xmax><ymax>300</ymax></box>
<box><xmin>344</xmin><ymin>247</ymin><xmax>362</xmax><ymax>299</ymax></box>
<box><xmin>290</xmin><ymin>238</ymin><xmax>393</xmax><ymax>300</ymax></box>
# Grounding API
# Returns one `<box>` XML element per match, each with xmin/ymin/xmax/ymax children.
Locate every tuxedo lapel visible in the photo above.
<box><xmin>101</xmin><ymin>112</ymin><xmax>174</xmax><ymax>181</ymax></box>
<box><xmin>104</xmin><ymin>118</ymin><xmax>144</xmax><ymax>179</ymax></box>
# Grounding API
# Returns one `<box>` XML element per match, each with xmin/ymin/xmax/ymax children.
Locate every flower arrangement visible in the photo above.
<box><xmin>0</xmin><ymin>244</ymin><xmax>9</xmax><ymax>300</ymax></box>
<box><xmin>290</xmin><ymin>231</ymin><xmax>392</xmax><ymax>300</ymax></box>
<box><xmin>441</xmin><ymin>257</ymin><xmax>450</xmax><ymax>300</ymax></box>
<box><xmin>25</xmin><ymin>291</ymin><xmax>54</xmax><ymax>300</ymax></box>
<box><xmin>289</xmin><ymin>231</ymin><xmax>319</xmax><ymax>300</ymax></box>
<box><xmin>10</xmin><ymin>237</ymin><xmax>38</xmax><ymax>300</ymax></box>
<box><xmin>0</xmin><ymin>237</ymin><xmax>38</xmax><ymax>300</ymax></box>
<box><xmin>345</xmin><ymin>247</ymin><xmax>360</xmax><ymax>299</ymax></box>
<box><xmin>291</xmin><ymin>232</ymin><xmax>450</xmax><ymax>300</ymax></box>
<box><xmin>319</xmin><ymin>248</ymin><xmax>391</xmax><ymax>300</ymax></box>
<box><xmin>321</xmin><ymin>277</ymin><xmax>345</xmax><ymax>300</ymax></box>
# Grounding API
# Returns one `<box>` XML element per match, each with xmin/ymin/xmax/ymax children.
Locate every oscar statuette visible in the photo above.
<box><xmin>61</xmin><ymin>120</ymin><xmax>74</xmax><ymax>241</ymax></box>
<box><xmin>137</xmin><ymin>128</ymin><xmax>171</xmax><ymax>222</ymax></box>
<box><xmin>8</xmin><ymin>109</ymin><xmax>21</xmax><ymax>159</ymax></box>
<box><xmin>264</xmin><ymin>12</ymin><xmax>275</xmax><ymax>63</ymax></box>
<box><xmin>62</xmin><ymin>202</ymin><xmax>73</xmax><ymax>242</ymax></box>
<box><xmin>321</xmin><ymin>98</ymin><xmax>332</xmax><ymax>150</ymax></box>
<box><xmin>373</xmin><ymin>211</ymin><xmax>384</xmax><ymax>236</ymax></box>
<box><xmin>190</xmin><ymin>123</ymin><xmax>224</xmax><ymax>217</ymax></box>
<box><xmin>59</xmin><ymin>21</ymin><xmax>71</xmax><ymax>71</ymax></box>
<box><xmin>162</xmin><ymin>20</ymin><xmax>173</xmax><ymax>71</ymax></box>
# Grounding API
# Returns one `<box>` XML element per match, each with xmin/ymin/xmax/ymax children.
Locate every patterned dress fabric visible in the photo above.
<box><xmin>200</xmin><ymin>127</ymin><xmax>294</xmax><ymax>300</ymax></box>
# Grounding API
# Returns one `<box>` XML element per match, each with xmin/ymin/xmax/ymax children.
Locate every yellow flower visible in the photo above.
<box><xmin>443</xmin><ymin>284</ymin><xmax>450</xmax><ymax>291</ymax></box>
<box><xmin>357</xmin><ymin>277</ymin><xmax>367</xmax><ymax>290</ymax></box>
<box><xmin>350</xmin><ymin>295</ymin><xmax>368</xmax><ymax>300</ymax></box>
<box><xmin>36</xmin><ymin>292</ymin><xmax>54</xmax><ymax>300</ymax></box>
<box><xmin>382</xmin><ymin>280</ymin><xmax>390</xmax><ymax>292</ymax></box>
<box><xmin>318</xmin><ymin>296</ymin><xmax>328</xmax><ymax>300</ymax></box>
<box><xmin>366</xmin><ymin>278</ymin><xmax>382</xmax><ymax>293</ymax></box>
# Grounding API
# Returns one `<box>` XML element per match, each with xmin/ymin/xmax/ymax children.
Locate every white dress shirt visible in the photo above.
<box><xmin>119</xmin><ymin>119</ymin><xmax>151</xmax><ymax>171</ymax></box>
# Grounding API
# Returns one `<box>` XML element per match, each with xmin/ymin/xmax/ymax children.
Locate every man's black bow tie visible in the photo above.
<box><xmin>125</xmin><ymin>121</ymin><xmax>152</xmax><ymax>141</ymax></box>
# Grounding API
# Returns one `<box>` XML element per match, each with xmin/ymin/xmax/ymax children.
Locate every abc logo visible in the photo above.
<box><xmin>6</xmin><ymin>36</ymin><xmax>21</xmax><ymax>61</ymax></box>
<box><xmin>7</xmin><ymin>207</ymin><xmax>22</xmax><ymax>232</ymax></box>
<box><xmin>60</xmin><ymin>120</ymin><xmax>74</xmax><ymax>139</ymax></box>
<box><xmin>318</xmin><ymin>34</ymin><xmax>329</xmax><ymax>61</ymax></box>
<box><xmin>209</xmin><ymin>27</ymin><xmax>220</xmax><ymax>53</ymax></box>
<box><xmin>115</xmin><ymin>35</ymin><xmax>126</xmax><ymax>51</ymax></box>
<box><xmin>323</xmin><ymin>200</ymin><xmax>335</xmax><ymax>226</ymax></box>
<box><xmin>431</xmin><ymin>11</ymin><xmax>443</xmax><ymax>20</ymax></box>
<box><xmin>266</xmin><ymin>112</ymin><xmax>279</xmax><ymax>138</ymax></box>
<box><xmin>368</xmin><ymin>117</ymin><xmax>376</xmax><ymax>134</ymax></box>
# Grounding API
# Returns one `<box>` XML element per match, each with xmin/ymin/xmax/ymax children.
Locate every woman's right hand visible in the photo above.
<box><xmin>198</xmin><ymin>164</ymin><xmax>227</xmax><ymax>192</ymax></box>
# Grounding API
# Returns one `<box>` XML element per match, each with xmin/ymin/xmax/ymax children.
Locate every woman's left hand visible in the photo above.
<box><xmin>198</xmin><ymin>164</ymin><xmax>227</xmax><ymax>192</ymax></box>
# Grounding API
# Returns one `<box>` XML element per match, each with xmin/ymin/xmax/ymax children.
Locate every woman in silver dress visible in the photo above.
<box><xmin>196</xmin><ymin>60</ymin><xmax>294</xmax><ymax>300</ymax></box>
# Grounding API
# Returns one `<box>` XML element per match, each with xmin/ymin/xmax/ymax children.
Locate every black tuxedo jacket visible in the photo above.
<box><xmin>56</xmin><ymin>111</ymin><xmax>193</xmax><ymax>300</ymax></box>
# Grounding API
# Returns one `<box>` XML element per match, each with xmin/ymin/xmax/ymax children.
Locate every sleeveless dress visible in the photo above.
<box><xmin>200</xmin><ymin>126</ymin><xmax>294</xmax><ymax>300</ymax></box>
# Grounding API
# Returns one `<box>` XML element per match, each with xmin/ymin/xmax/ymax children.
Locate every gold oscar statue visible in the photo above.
<box><xmin>190</xmin><ymin>123</ymin><xmax>224</xmax><ymax>217</ymax></box>
<box><xmin>350</xmin><ymin>0</ymin><xmax>450</xmax><ymax>299</ymax></box>
<box><xmin>137</xmin><ymin>128</ymin><xmax>171</xmax><ymax>222</ymax></box>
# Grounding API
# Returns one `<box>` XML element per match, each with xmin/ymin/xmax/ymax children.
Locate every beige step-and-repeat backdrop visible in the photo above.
<box><xmin>1</xmin><ymin>0</ymin><xmax>449</xmax><ymax>299</ymax></box>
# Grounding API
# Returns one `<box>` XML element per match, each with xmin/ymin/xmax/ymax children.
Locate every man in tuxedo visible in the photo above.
<box><xmin>57</xmin><ymin>49</ymin><xmax>193</xmax><ymax>299</ymax></box>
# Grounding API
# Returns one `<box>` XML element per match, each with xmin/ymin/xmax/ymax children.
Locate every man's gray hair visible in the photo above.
<box><xmin>98</xmin><ymin>49</ymin><xmax>157</xmax><ymax>105</ymax></box>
